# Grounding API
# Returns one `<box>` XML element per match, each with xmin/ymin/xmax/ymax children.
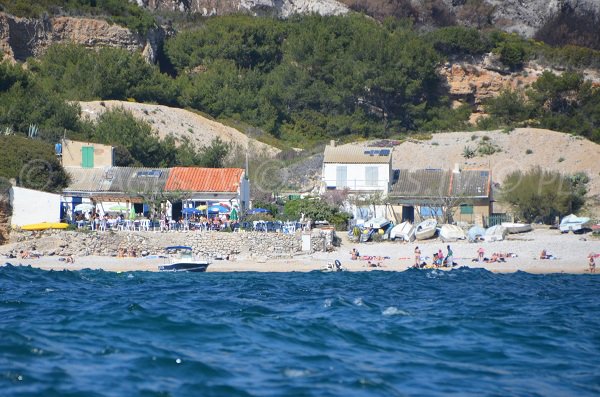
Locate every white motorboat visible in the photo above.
<box><xmin>482</xmin><ymin>225</ymin><xmax>507</xmax><ymax>242</ymax></box>
<box><xmin>158</xmin><ymin>246</ymin><xmax>210</xmax><ymax>272</ymax></box>
<box><xmin>365</xmin><ymin>217</ymin><xmax>391</xmax><ymax>229</ymax></box>
<box><xmin>390</xmin><ymin>221</ymin><xmax>415</xmax><ymax>241</ymax></box>
<box><xmin>501</xmin><ymin>222</ymin><xmax>532</xmax><ymax>234</ymax></box>
<box><xmin>559</xmin><ymin>214</ymin><xmax>592</xmax><ymax>233</ymax></box>
<box><xmin>415</xmin><ymin>219</ymin><xmax>437</xmax><ymax>240</ymax></box>
<box><xmin>439</xmin><ymin>224</ymin><xmax>466</xmax><ymax>241</ymax></box>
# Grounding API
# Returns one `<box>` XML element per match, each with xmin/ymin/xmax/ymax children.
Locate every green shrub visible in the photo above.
<box><xmin>477</xmin><ymin>142</ymin><xmax>501</xmax><ymax>156</ymax></box>
<box><xmin>0</xmin><ymin>135</ymin><xmax>69</xmax><ymax>192</ymax></box>
<box><xmin>501</xmin><ymin>167</ymin><xmax>586</xmax><ymax>224</ymax></box>
<box><xmin>426</xmin><ymin>26</ymin><xmax>491</xmax><ymax>56</ymax></box>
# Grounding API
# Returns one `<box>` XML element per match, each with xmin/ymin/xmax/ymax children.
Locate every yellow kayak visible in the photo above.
<box><xmin>20</xmin><ymin>222</ymin><xmax>69</xmax><ymax>231</ymax></box>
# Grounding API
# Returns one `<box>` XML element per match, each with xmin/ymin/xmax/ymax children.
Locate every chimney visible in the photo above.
<box><xmin>330</xmin><ymin>140</ymin><xmax>335</xmax><ymax>147</ymax></box>
<box><xmin>453</xmin><ymin>163</ymin><xmax>461</xmax><ymax>173</ymax></box>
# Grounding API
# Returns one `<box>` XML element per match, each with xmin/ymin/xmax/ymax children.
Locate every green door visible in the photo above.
<box><xmin>82</xmin><ymin>146</ymin><xmax>94</xmax><ymax>168</ymax></box>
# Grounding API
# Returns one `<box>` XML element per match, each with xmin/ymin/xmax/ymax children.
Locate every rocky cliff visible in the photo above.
<box><xmin>133</xmin><ymin>0</ymin><xmax>349</xmax><ymax>17</ymax></box>
<box><xmin>0</xmin><ymin>12</ymin><xmax>169</xmax><ymax>63</ymax></box>
<box><xmin>470</xmin><ymin>0</ymin><xmax>600</xmax><ymax>38</ymax></box>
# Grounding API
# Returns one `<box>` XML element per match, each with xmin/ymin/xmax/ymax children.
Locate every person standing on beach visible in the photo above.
<box><xmin>478</xmin><ymin>247</ymin><xmax>485</xmax><ymax>262</ymax></box>
<box><xmin>589</xmin><ymin>254</ymin><xmax>596</xmax><ymax>273</ymax></box>
<box><xmin>414</xmin><ymin>246</ymin><xmax>421</xmax><ymax>267</ymax></box>
<box><xmin>446</xmin><ymin>245</ymin><xmax>454</xmax><ymax>266</ymax></box>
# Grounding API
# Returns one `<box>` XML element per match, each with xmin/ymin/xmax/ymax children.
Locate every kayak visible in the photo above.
<box><xmin>20</xmin><ymin>222</ymin><xmax>69</xmax><ymax>231</ymax></box>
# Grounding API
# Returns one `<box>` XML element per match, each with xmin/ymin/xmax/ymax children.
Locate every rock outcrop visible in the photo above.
<box><xmin>133</xmin><ymin>0</ymin><xmax>349</xmax><ymax>17</ymax></box>
<box><xmin>473</xmin><ymin>0</ymin><xmax>600</xmax><ymax>38</ymax></box>
<box><xmin>0</xmin><ymin>199</ymin><xmax>10</xmax><ymax>245</ymax></box>
<box><xmin>439</xmin><ymin>57</ymin><xmax>541</xmax><ymax>111</ymax></box>
<box><xmin>0</xmin><ymin>12</ymin><xmax>169</xmax><ymax>63</ymax></box>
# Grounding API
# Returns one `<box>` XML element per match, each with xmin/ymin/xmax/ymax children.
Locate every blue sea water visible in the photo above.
<box><xmin>1</xmin><ymin>265</ymin><xmax>599</xmax><ymax>397</ymax></box>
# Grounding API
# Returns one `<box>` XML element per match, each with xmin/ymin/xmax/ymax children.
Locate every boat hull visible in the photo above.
<box><xmin>439</xmin><ymin>224</ymin><xmax>466</xmax><ymax>241</ymax></box>
<box><xmin>158</xmin><ymin>262</ymin><xmax>209</xmax><ymax>272</ymax></box>
<box><xmin>390</xmin><ymin>222</ymin><xmax>415</xmax><ymax>241</ymax></box>
<box><xmin>415</xmin><ymin>219</ymin><xmax>437</xmax><ymax>240</ymax></box>
<box><xmin>501</xmin><ymin>222</ymin><xmax>532</xmax><ymax>234</ymax></box>
<box><xmin>20</xmin><ymin>222</ymin><xmax>69</xmax><ymax>231</ymax></box>
<box><xmin>559</xmin><ymin>214</ymin><xmax>591</xmax><ymax>233</ymax></box>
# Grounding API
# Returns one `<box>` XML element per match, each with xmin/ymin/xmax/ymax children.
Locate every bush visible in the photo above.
<box><xmin>0</xmin><ymin>135</ymin><xmax>69</xmax><ymax>192</ymax></box>
<box><xmin>283</xmin><ymin>197</ymin><xmax>350</xmax><ymax>230</ymax></box>
<box><xmin>501</xmin><ymin>167</ymin><xmax>586</xmax><ymax>224</ymax></box>
<box><xmin>477</xmin><ymin>141</ymin><xmax>501</xmax><ymax>156</ymax></box>
<box><xmin>427</xmin><ymin>26</ymin><xmax>491</xmax><ymax>56</ymax></box>
<box><xmin>462</xmin><ymin>145</ymin><xmax>475</xmax><ymax>159</ymax></box>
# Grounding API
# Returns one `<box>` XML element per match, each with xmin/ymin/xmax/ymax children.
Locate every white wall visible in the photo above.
<box><xmin>322</xmin><ymin>163</ymin><xmax>391</xmax><ymax>194</ymax></box>
<box><xmin>10</xmin><ymin>187</ymin><xmax>61</xmax><ymax>226</ymax></box>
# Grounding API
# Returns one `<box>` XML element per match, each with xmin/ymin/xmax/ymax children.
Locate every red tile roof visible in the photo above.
<box><xmin>165</xmin><ymin>168</ymin><xmax>244</xmax><ymax>192</ymax></box>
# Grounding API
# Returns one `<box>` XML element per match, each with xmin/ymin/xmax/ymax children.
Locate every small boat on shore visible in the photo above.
<box><xmin>390</xmin><ymin>221</ymin><xmax>415</xmax><ymax>241</ymax></box>
<box><xmin>158</xmin><ymin>246</ymin><xmax>209</xmax><ymax>272</ymax></box>
<box><xmin>439</xmin><ymin>224</ymin><xmax>466</xmax><ymax>241</ymax></box>
<box><xmin>415</xmin><ymin>219</ymin><xmax>437</xmax><ymax>240</ymax></box>
<box><xmin>501</xmin><ymin>222</ymin><xmax>532</xmax><ymax>234</ymax></box>
<box><xmin>559</xmin><ymin>214</ymin><xmax>591</xmax><ymax>233</ymax></box>
<box><xmin>467</xmin><ymin>226</ymin><xmax>485</xmax><ymax>242</ymax></box>
<box><xmin>483</xmin><ymin>225</ymin><xmax>507</xmax><ymax>242</ymax></box>
<box><xmin>20</xmin><ymin>222</ymin><xmax>69</xmax><ymax>231</ymax></box>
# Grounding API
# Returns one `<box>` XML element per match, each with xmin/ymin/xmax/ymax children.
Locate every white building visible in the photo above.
<box><xmin>321</xmin><ymin>141</ymin><xmax>393</xmax><ymax>220</ymax></box>
<box><xmin>10</xmin><ymin>186</ymin><xmax>61</xmax><ymax>227</ymax></box>
<box><xmin>321</xmin><ymin>142</ymin><xmax>392</xmax><ymax>195</ymax></box>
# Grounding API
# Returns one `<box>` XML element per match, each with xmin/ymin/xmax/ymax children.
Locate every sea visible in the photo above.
<box><xmin>1</xmin><ymin>265</ymin><xmax>599</xmax><ymax>397</ymax></box>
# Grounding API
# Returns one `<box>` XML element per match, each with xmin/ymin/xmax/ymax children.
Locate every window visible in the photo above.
<box><xmin>82</xmin><ymin>146</ymin><xmax>94</xmax><ymax>168</ymax></box>
<box><xmin>420</xmin><ymin>207</ymin><xmax>442</xmax><ymax>217</ymax></box>
<box><xmin>336</xmin><ymin>166</ymin><xmax>347</xmax><ymax>188</ymax></box>
<box><xmin>460</xmin><ymin>204</ymin><xmax>474</xmax><ymax>214</ymax></box>
<box><xmin>365</xmin><ymin>166</ymin><xmax>378</xmax><ymax>187</ymax></box>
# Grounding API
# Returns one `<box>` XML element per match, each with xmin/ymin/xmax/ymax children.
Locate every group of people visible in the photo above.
<box><xmin>474</xmin><ymin>247</ymin><xmax>518</xmax><ymax>263</ymax></box>
<box><xmin>413</xmin><ymin>245</ymin><xmax>454</xmax><ymax>268</ymax></box>
<box><xmin>349</xmin><ymin>248</ymin><xmax>388</xmax><ymax>267</ymax></box>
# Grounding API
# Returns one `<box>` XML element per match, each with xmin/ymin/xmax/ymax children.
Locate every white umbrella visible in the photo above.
<box><xmin>74</xmin><ymin>203</ymin><xmax>94</xmax><ymax>212</ymax></box>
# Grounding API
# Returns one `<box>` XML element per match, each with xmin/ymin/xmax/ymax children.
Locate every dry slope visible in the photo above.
<box><xmin>79</xmin><ymin>100</ymin><xmax>279</xmax><ymax>156</ymax></box>
<box><xmin>391</xmin><ymin>128</ymin><xmax>600</xmax><ymax>203</ymax></box>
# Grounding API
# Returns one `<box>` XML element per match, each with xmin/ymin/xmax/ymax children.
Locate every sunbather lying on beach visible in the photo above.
<box><xmin>360</xmin><ymin>255</ymin><xmax>388</xmax><ymax>261</ymax></box>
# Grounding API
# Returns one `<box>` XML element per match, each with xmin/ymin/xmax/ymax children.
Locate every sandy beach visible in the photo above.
<box><xmin>3</xmin><ymin>227</ymin><xmax>598</xmax><ymax>274</ymax></box>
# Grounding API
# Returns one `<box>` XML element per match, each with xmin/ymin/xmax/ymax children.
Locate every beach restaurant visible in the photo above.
<box><xmin>61</xmin><ymin>166</ymin><xmax>249</xmax><ymax>222</ymax></box>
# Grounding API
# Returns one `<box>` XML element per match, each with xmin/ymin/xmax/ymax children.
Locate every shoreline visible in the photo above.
<box><xmin>2</xmin><ymin>227</ymin><xmax>598</xmax><ymax>275</ymax></box>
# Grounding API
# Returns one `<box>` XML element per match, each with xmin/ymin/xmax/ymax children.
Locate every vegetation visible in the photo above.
<box><xmin>501</xmin><ymin>167</ymin><xmax>587</xmax><ymax>224</ymax></box>
<box><xmin>283</xmin><ymin>197</ymin><xmax>351</xmax><ymax>230</ymax></box>
<box><xmin>0</xmin><ymin>0</ymin><xmax>157</xmax><ymax>34</ymax></box>
<box><xmin>481</xmin><ymin>71</ymin><xmax>600</xmax><ymax>142</ymax></box>
<box><xmin>0</xmin><ymin>135</ymin><xmax>69</xmax><ymax>192</ymax></box>
<box><xmin>0</xmin><ymin>6</ymin><xmax>598</xmax><ymax>181</ymax></box>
